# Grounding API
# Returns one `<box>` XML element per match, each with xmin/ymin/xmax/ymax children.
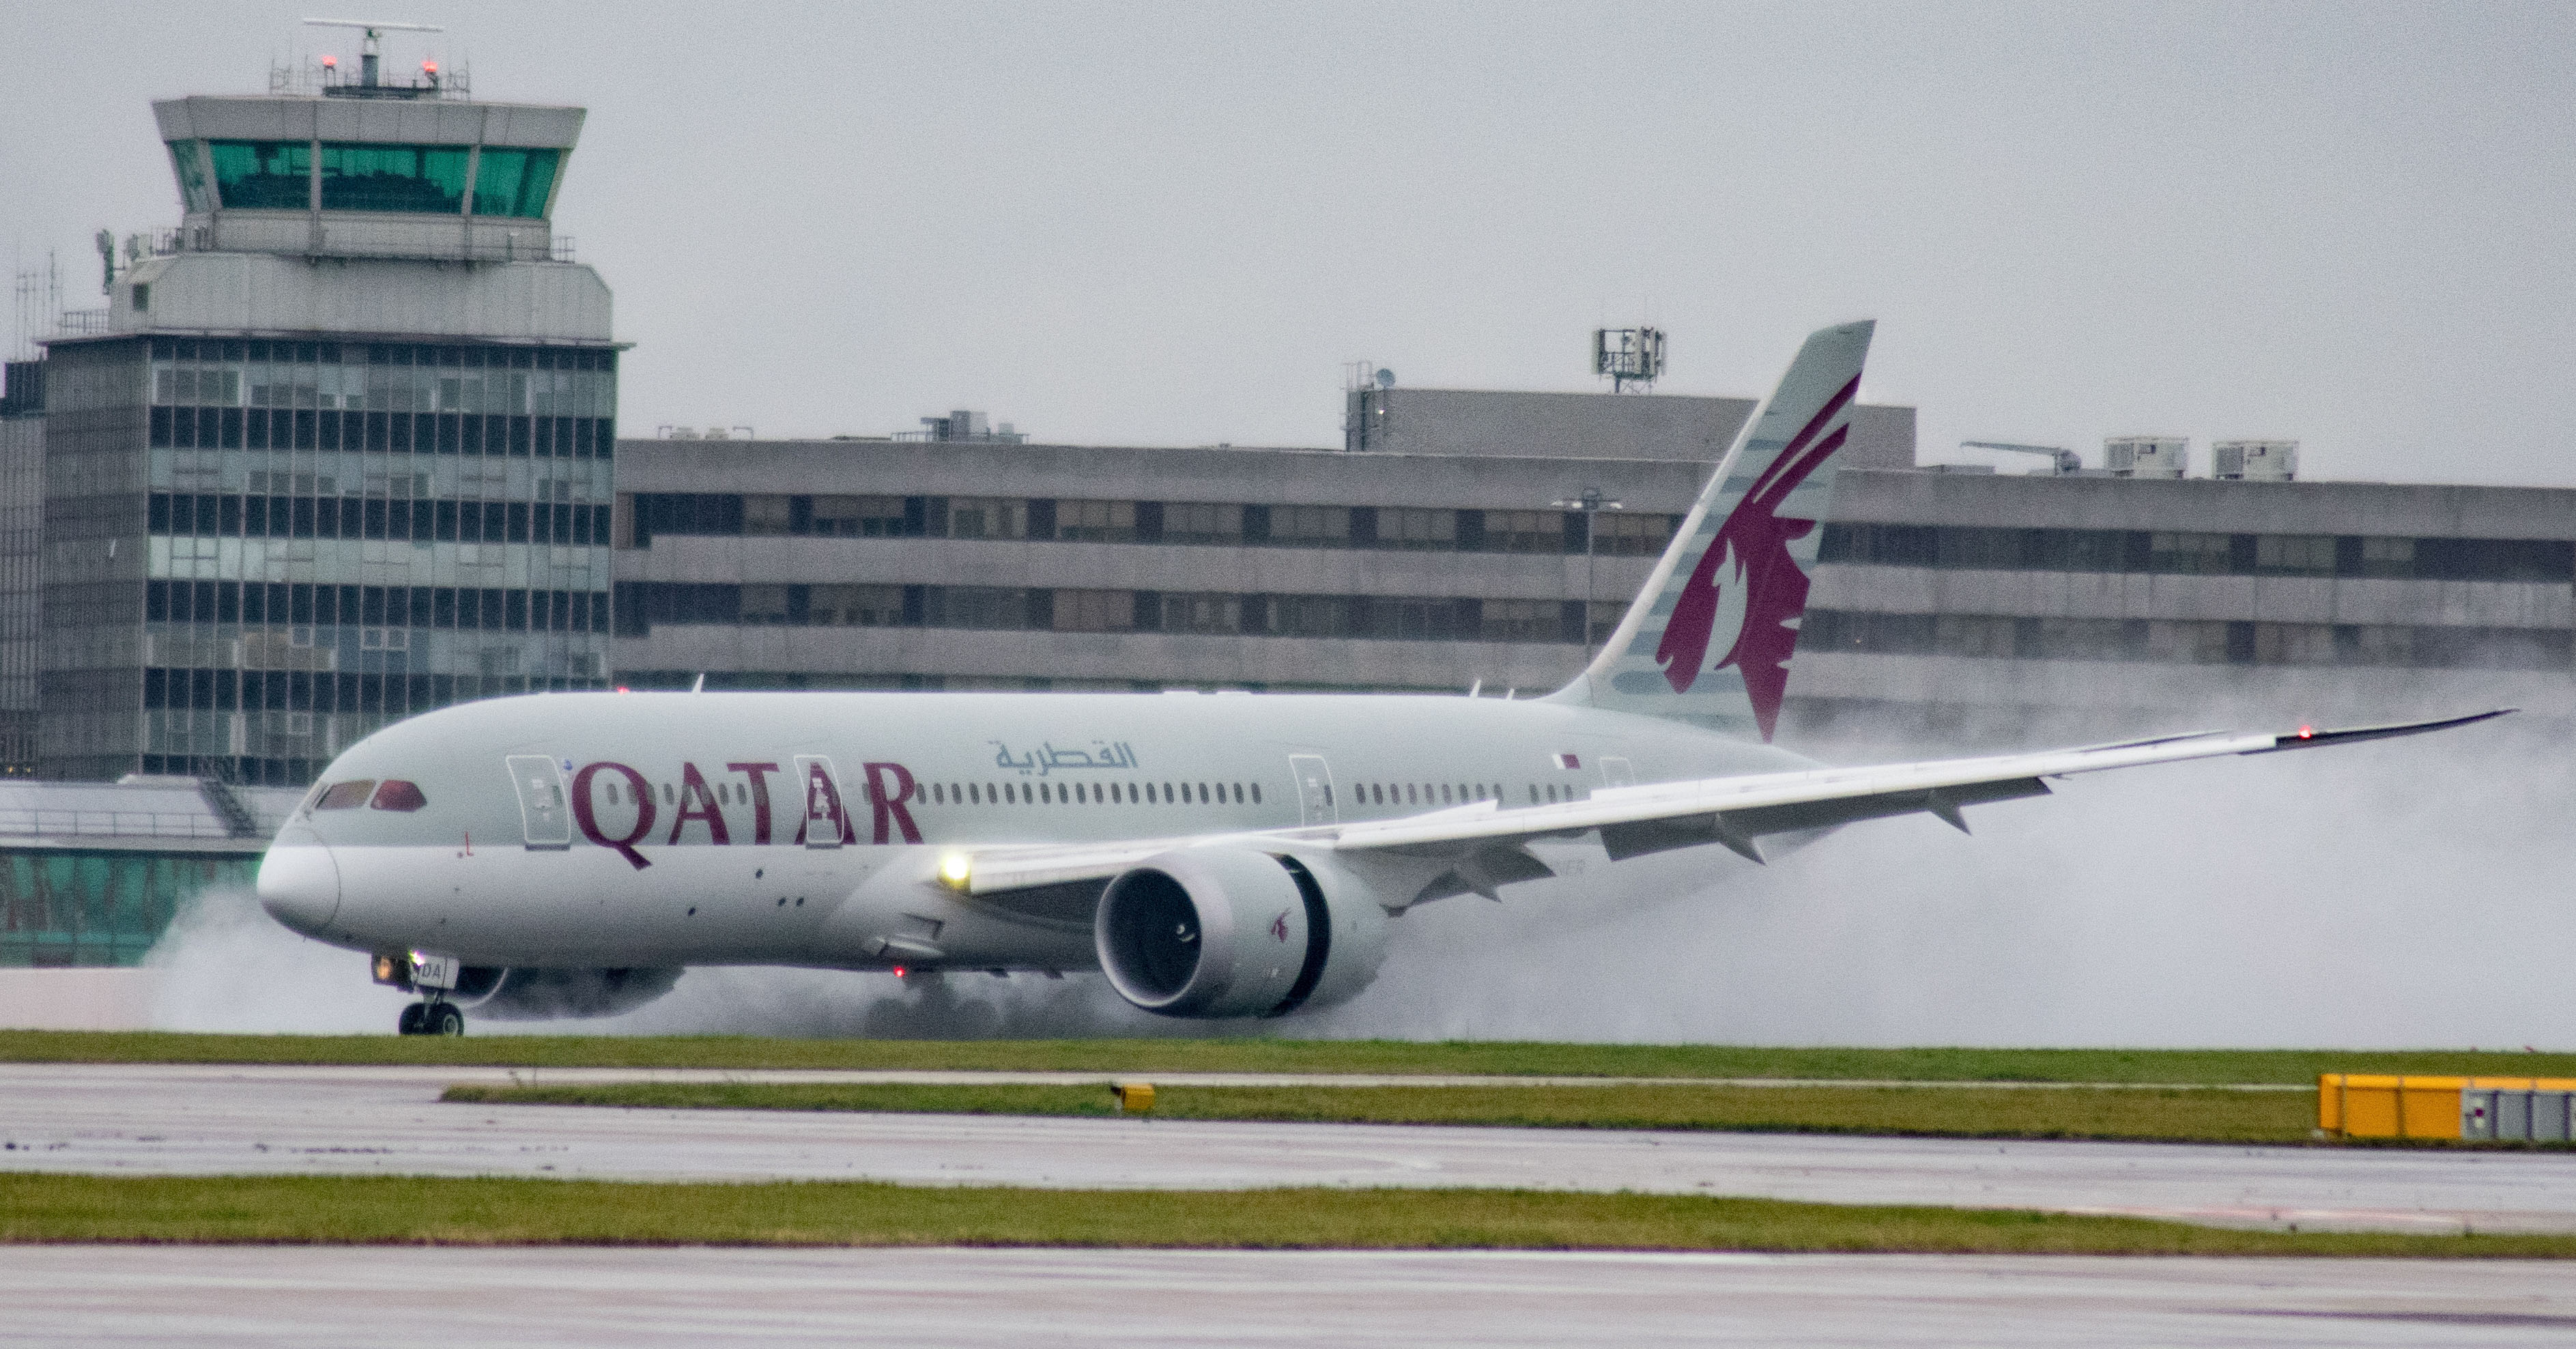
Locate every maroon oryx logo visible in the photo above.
<box><xmin>1654</xmin><ymin>374</ymin><xmax>1858</xmax><ymax>741</ymax></box>
<box><xmin>1270</xmin><ymin>910</ymin><xmax>1291</xmax><ymax>942</ymax></box>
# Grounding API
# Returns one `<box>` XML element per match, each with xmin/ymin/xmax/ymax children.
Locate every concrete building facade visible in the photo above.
<box><xmin>1797</xmin><ymin>469</ymin><xmax>2576</xmax><ymax>742</ymax></box>
<box><xmin>607</xmin><ymin>394</ymin><xmax>1919</xmax><ymax>697</ymax></box>
<box><xmin>34</xmin><ymin>74</ymin><xmax>619</xmax><ymax>784</ymax></box>
<box><xmin>1343</xmin><ymin>383</ymin><xmax>1918</xmax><ymax>467</ymax></box>
<box><xmin>614</xmin><ymin>436</ymin><xmax>2576</xmax><ymax>749</ymax></box>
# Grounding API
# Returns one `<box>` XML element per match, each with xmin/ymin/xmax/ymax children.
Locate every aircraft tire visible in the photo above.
<box><xmin>427</xmin><ymin>1004</ymin><xmax>466</xmax><ymax>1036</ymax></box>
<box><xmin>397</xmin><ymin>1003</ymin><xmax>425</xmax><ymax>1036</ymax></box>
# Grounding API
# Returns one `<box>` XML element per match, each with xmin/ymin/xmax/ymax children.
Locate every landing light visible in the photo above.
<box><xmin>937</xmin><ymin>853</ymin><xmax>973</xmax><ymax>891</ymax></box>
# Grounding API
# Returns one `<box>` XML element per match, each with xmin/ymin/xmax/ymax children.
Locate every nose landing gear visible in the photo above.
<box><xmin>375</xmin><ymin>950</ymin><xmax>467</xmax><ymax>1036</ymax></box>
<box><xmin>397</xmin><ymin>999</ymin><xmax>465</xmax><ymax>1036</ymax></box>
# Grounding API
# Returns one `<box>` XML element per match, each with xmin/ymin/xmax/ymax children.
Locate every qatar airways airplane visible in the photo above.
<box><xmin>257</xmin><ymin>321</ymin><xmax>2500</xmax><ymax>1034</ymax></box>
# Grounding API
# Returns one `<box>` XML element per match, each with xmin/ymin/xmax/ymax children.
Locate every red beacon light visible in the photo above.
<box><xmin>423</xmin><ymin>59</ymin><xmax>438</xmax><ymax>74</ymax></box>
<box><xmin>319</xmin><ymin>54</ymin><xmax>337</xmax><ymax>68</ymax></box>
<box><xmin>2298</xmin><ymin>725</ymin><xmax>2315</xmax><ymax>739</ymax></box>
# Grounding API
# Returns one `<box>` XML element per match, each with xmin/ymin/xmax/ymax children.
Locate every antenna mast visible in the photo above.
<box><xmin>1592</xmin><ymin>327</ymin><xmax>1665</xmax><ymax>393</ymax></box>
<box><xmin>301</xmin><ymin>17</ymin><xmax>442</xmax><ymax>89</ymax></box>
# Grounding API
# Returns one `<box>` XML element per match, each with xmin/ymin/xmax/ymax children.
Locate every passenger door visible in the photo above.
<box><xmin>504</xmin><ymin>755</ymin><xmax>571</xmax><ymax>849</ymax></box>
<box><xmin>1599</xmin><ymin>756</ymin><xmax>1636</xmax><ymax>789</ymax></box>
<box><xmin>794</xmin><ymin>754</ymin><xmax>848</xmax><ymax>848</ymax></box>
<box><xmin>1289</xmin><ymin>754</ymin><xmax>1337</xmax><ymax>826</ymax></box>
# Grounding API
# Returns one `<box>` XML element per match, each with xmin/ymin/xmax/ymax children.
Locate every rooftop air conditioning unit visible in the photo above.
<box><xmin>2214</xmin><ymin>440</ymin><xmax>2298</xmax><ymax>481</ymax></box>
<box><xmin>2106</xmin><ymin>436</ymin><xmax>2188</xmax><ymax>479</ymax></box>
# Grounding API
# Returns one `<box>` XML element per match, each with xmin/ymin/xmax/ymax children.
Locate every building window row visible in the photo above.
<box><xmin>152</xmin><ymin>337</ymin><xmax>612</xmax><ymax>371</ymax></box>
<box><xmin>152</xmin><ymin>408</ymin><xmax>613</xmax><ymax>459</ymax></box>
<box><xmin>184</xmin><ymin>139</ymin><xmax>560</xmax><ymax>218</ymax></box>
<box><xmin>628</xmin><ymin>492</ymin><xmax>1680</xmax><ymax>555</ymax></box>
<box><xmin>614</xmin><ymin>582</ymin><xmax>1624</xmax><ymax>645</ymax></box>
<box><xmin>149</xmin><ymin>492</ymin><xmax>607</xmax><ymax>547</ymax></box>
<box><xmin>142</xmin><ymin>668</ymin><xmax>607</xmax><ymax>715</ymax></box>
<box><xmin>151</xmin><ymin>338</ymin><xmax>612</xmax><ymax>417</ymax></box>
<box><xmin>147</xmin><ymin>580</ymin><xmax>611</xmax><ymax>634</ymax></box>
<box><xmin>1820</xmin><ymin>522</ymin><xmax>2575</xmax><ymax>584</ymax></box>
<box><xmin>1801</xmin><ymin>608</ymin><xmax>2573</xmax><ymax>671</ymax></box>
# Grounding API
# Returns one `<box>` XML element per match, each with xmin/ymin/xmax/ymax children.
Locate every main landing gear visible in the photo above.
<box><xmin>397</xmin><ymin>999</ymin><xmax>465</xmax><ymax>1036</ymax></box>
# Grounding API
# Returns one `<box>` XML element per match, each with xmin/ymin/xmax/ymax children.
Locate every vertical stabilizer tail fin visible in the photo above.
<box><xmin>1548</xmin><ymin>320</ymin><xmax>1875</xmax><ymax>739</ymax></box>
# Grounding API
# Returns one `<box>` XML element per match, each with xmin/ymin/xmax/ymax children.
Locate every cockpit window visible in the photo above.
<box><xmin>370</xmin><ymin>780</ymin><xmax>428</xmax><ymax>812</ymax></box>
<box><xmin>314</xmin><ymin>780</ymin><xmax>375</xmax><ymax>810</ymax></box>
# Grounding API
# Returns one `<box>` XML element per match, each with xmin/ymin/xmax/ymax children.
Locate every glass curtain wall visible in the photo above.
<box><xmin>186</xmin><ymin>140</ymin><xmax>561</xmax><ymax>217</ymax></box>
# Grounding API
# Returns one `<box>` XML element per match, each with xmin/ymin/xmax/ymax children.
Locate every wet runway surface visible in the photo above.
<box><xmin>5</xmin><ymin>1247</ymin><xmax>2574</xmax><ymax>1346</ymax></box>
<box><xmin>8</xmin><ymin>1064</ymin><xmax>2576</xmax><ymax>1232</ymax></box>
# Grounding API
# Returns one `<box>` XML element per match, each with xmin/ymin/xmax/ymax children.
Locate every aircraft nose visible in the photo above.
<box><xmin>258</xmin><ymin>825</ymin><xmax>342</xmax><ymax>935</ymax></box>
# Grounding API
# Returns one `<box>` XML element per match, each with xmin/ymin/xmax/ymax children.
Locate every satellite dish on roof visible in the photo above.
<box><xmin>1374</xmin><ymin>368</ymin><xmax>1395</xmax><ymax>390</ymax></box>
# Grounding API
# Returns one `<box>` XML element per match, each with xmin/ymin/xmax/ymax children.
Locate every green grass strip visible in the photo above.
<box><xmin>10</xmin><ymin>1031</ymin><xmax>2576</xmax><ymax>1085</ymax></box>
<box><xmin>444</xmin><ymin>1081</ymin><xmax>2329</xmax><ymax>1145</ymax></box>
<box><xmin>5</xmin><ymin>1174</ymin><xmax>2571</xmax><ymax>1255</ymax></box>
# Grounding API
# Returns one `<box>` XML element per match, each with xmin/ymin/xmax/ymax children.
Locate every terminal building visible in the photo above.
<box><xmin>607</xmin><ymin>396</ymin><xmax>1918</xmax><ymax>699</ymax></box>
<box><xmin>608</xmin><ymin>431</ymin><xmax>2576</xmax><ymax>745</ymax></box>
<box><xmin>1799</xmin><ymin>467</ymin><xmax>2576</xmax><ymax>741</ymax></box>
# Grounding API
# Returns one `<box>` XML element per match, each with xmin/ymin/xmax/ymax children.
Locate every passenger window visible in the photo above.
<box><xmin>369</xmin><ymin>780</ymin><xmax>427</xmax><ymax>812</ymax></box>
<box><xmin>315</xmin><ymin>780</ymin><xmax>373</xmax><ymax>810</ymax></box>
<box><xmin>1250</xmin><ymin>784</ymin><xmax>1261</xmax><ymax>804</ymax></box>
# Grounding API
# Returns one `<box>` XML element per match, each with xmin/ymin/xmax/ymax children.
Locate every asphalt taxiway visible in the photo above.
<box><xmin>5</xmin><ymin>1247</ymin><xmax>2573</xmax><ymax>1347</ymax></box>
<box><xmin>7</xmin><ymin>1063</ymin><xmax>2576</xmax><ymax>1232</ymax></box>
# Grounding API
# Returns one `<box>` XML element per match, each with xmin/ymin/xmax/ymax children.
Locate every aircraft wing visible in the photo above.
<box><xmin>947</xmin><ymin>710</ymin><xmax>2507</xmax><ymax>902</ymax></box>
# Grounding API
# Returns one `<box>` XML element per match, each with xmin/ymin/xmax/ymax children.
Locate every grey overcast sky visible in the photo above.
<box><xmin>5</xmin><ymin>3</ymin><xmax>2571</xmax><ymax>483</ymax></box>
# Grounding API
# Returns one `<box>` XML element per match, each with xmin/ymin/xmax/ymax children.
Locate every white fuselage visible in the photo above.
<box><xmin>257</xmin><ymin>690</ymin><xmax>1812</xmax><ymax>972</ymax></box>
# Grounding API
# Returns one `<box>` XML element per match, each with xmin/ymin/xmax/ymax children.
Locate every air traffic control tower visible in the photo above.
<box><xmin>36</xmin><ymin>40</ymin><xmax>619</xmax><ymax>783</ymax></box>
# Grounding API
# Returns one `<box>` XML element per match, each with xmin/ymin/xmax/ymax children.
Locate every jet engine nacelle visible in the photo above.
<box><xmin>445</xmin><ymin>966</ymin><xmax>683</xmax><ymax>1021</ymax></box>
<box><xmin>1095</xmin><ymin>847</ymin><xmax>1387</xmax><ymax>1019</ymax></box>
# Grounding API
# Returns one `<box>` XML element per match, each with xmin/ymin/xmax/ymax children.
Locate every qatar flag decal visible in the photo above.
<box><xmin>1553</xmin><ymin>753</ymin><xmax>1581</xmax><ymax>769</ymax></box>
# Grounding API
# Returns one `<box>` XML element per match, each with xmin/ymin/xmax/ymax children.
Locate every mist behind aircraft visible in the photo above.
<box><xmin>152</xmin><ymin>709</ymin><xmax>2571</xmax><ymax>1049</ymax></box>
